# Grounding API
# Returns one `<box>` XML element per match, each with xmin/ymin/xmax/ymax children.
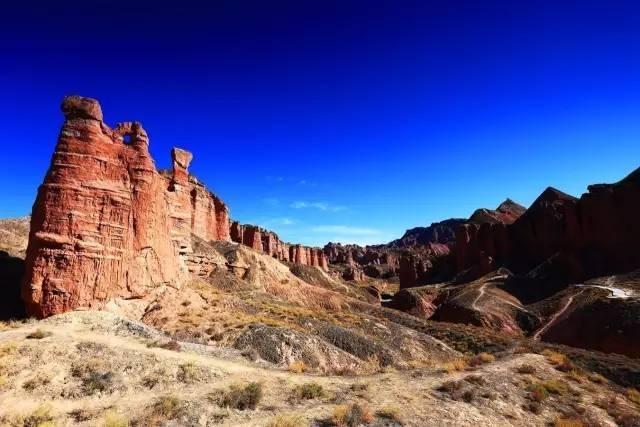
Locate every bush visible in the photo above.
<box><xmin>332</xmin><ymin>403</ymin><xmax>373</xmax><ymax>427</ymax></box>
<box><xmin>26</xmin><ymin>329</ymin><xmax>52</xmax><ymax>339</ymax></box>
<box><xmin>218</xmin><ymin>382</ymin><xmax>263</xmax><ymax>410</ymax></box>
<box><xmin>468</xmin><ymin>352</ymin><xmax>495</xmax><ymax>367</ymax></box>
<box><xmin>177</xmin><ymin>362</ymin><xmax>199</xmax><ymax>383</ymax></box>
<box><xmin>541</xmin><ymin>379</ymin><xmax>569</xmax><ymax>395</ymax></box>
<box><xmin>147</xmin><ymin>340</ymin><xmax>181</xmax><ymax>352</ymax></box>
<box><xmin>587</xmin><ymin>373</ymin><xmax>607</xmax><ymax>384</ymax></box>
<box><xmin>441</xmin><ymin>358</ymin><xmax>467</xmax><ymax>373</ymax></box>
<box><xmin>150</xmin><ymin>396</ymin><xmax>184</xmax><ymax>419</ymax></box>
<box><xmin>375</xmin><ymin>406</ymin><xmax>401</xmax><ymax>422</ymax></box>
<box><xmin>528</xmin><ymin>383</ymin><xmax>549</xmax><ymax>402</ymax></box>
<box><xmin>288</xmin><ymin>361</ymin><xmax>307</xmax><ymax>374</ymax></box>
<box><xmin>292</xmin><ymin>382</ymin><xmax>325</xmax><ymax>400</ymax></box>
<box><xmin>21</xmin><ymin>404</ymin><xmax>55</xmax><ymax>427</ymax></box>
<box><xmin>516</xmin><ymin>364</ymin><xmax>536</xmax><ymax>375</ymax></box>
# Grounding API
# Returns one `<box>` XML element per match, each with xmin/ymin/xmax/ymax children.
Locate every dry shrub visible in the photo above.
<box><xmin>266</xmin><ymin>414</ymin><xmax>307</xmax><ymax>427</ymax></box>
<box><xmin>292</xmin><ymin>382</ymin><xmax>325</xmax><ymax>400</ymax></box>
<box><xmin>554</xmin><ymin>417</ymin><xmax>584</xmax><ymax>427</ymax></box>
<box><xmin>516</xmin><ymin>364</ymin><xmax>536</xmax><ymax>375</ymax></box>
<box><xmin>0</xmin><ymin>342</ymin><xmax>17</xmax><ymax>357</ymax></box>
<box><xmin>12</xmin><ymin>404</ymin><xmax>55</xmax><ymax>427</ymax></box>
<box><xmin>218</xmin><ymin>382</ymin><xmax>263</xmax><ymax>410</ymax></box>
<box><xmin>177</xmin><ymin>362</ymin><xmax>199</xmax><ymax>383</ymax></box>
<box><xmin>441</xmin><ymin>358</ymin><xmax>467</xmax><ymax>373</ymax></box>
<box><xmin>468</xmin><ymin>352</ymin><xmax>495</xmax><ymax>367</ymax></box>
<box><xmin>332</xmin><ymin>403</ymin><xmax>373</xmax><ymax>427</ymax></box>
<box><xmin>541</xmin><ymin>379</ymin><xmax>569</xmax><ymax>395</ymax></box>
<box><xmin>147</xmin><ymin>396</ymin><xmax>184</xmax><ymax>421</ymax></box>
<box><xmin>626</xmin><ymin>388</ymin><xmax>640</xmax><ymax>405</ymax></box>
<box><xmin>148</xmin><ymin>340</ymin><xmax>181</xmax><ymax>352</ymax></box>
<box><xmin>358</xmin><ymin>355</ymin><xmax>383</xmax><ymax>375</ymax></box>
<box><xmin>375</xmin><ymin>406</ymin><xmax>402</xmax><ymax>422</ymax></box>
<box><xmin>542</xmin><ymin>349</ymin><xmax>573</xmax><ymax>371</ymax></box>
<box><xmin>25</xmin><ymin>329</ymin><xmax>52</xmax><ymax>340</ymax></box>
<box><xmin>288</xmin><ymin>360</ymin><xmax>307</xmax><ymax>374</ymax></box>
<box><xmin>23</xmin><ymin>374</ymin><xmax>51</xmax><ymax>391</ymax></box>
<box><xmin>566</xmin><ymin>369</ymin><xmax>586</xmax><ymax>384</ymax></box>
<box><xmin>528</xmin><ymin>383</ymin><xmax>549</xmax><ymax>403</ymax></box>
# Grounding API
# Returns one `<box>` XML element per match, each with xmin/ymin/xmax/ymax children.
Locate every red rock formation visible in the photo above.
<box><xmin>455</xmin><ymin>171</ymin><xmax>640</xmax><ymax>283</ymax></box>
<box><xmin>242</xmin><ymin>225</ymin><xmax>263</xmax><ymax>252</ymax></box>
<box><xmin>22</xmin><ymin>96</ymin><xmax>187</xmax><ymax>317</ymax></box>
<box><xmin>22</xmin><ymin>96</ymin><xmax>330</xmax><ymax>317</ymax></box>
<box><xmin>230</xmin><ymin>221</ymin><xmax>243</xmax><ymax>243</ymax></box>
<box><xmin>469</xmin><ymin>199</ymin><xmax>526</xmax><ymax>225</ymax></box>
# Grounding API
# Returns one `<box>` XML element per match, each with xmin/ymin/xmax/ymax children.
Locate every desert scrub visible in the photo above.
<box><xmin>25</xmin><ymin>329</ymin><xmax>52</xmax><ymax>339</ymax></box>
<box><xmin>542</xmin><ymin>349</ymin><xmax>573</xmax><ymax>372</ymax></box>
<box><xmin>332</xmin><ymin>402</ymin><xmax>373</xmax><ymax>427</ymax></box>
<box><xmin>0</xmin><ymin>341</ymin><xmax>17</xmax><ymax>357</ymax></box>
<box><xmin>375</xmin><ymin>406</ymin><xmax>402</xmax><ymax>422</ymax></box>
<box><xmin>440</xmin><ymin>358</ymin><xmax>467</xmax><ymax>373</ymax></box>
<box><xmin>71</xmin><ymin>358</ymin><xmax>116</xmax><ymax>395</ymax></box>
<box><xmin>587</xmin><ymin>373</ymin><xmax>607</xmax><ymax>384</ymax></box>
<box><xmin>215</xmin><ymin>382</ymin><xmax>263</xmax><ymax>410</ymax></box>
<box><xmin>292</xmin><ymin>382</ymin><xmax>325</xmax><ymax>400</ymax></box>
<box><xmin>468</xmin><ymin>352</ymin><xmax>495</xmax><ymax>367</ymax></box>
<box><xmin>288</xmin><ymin>360</ymin><xmax>307</xmax><ymax>374</ymax></box>
<box><xmin>10</xmin><ymin>404</ymin><xmax>55</xmax><ymax>427</ymax></box>
<box><xmin>266</xmin><ymin>414</ymin><xmax>307</xmax><ymax>427</ymax></box>
<box><xmin>516</xmin><ymin>364</ymin><xmax>536</xmax><ymax>375</ymax></box>
<box><xmin>528</xmin><ymin>383</ymin><xmax>550</xmax><ymax>403</ymax></box>
<box><xmin>177</xmin><ymin>362</ymin><xmax>199</xmax><ymax>383</ymax></box>
<box><xmin>103</xmin><ymin>410</ymin><xmax>129</xmax><ymax>427</ymax></box>
<box><xmin>147</xmin><ymin>339</ymin><xmax>181</xmax><ymax>352</ymax></box>
<box><xmin>22</xmin><ymin>374</ymin><xmax>51</xmax><ymax>391</ymax></box>
<box><xmin>143</xmin><ymin>396</ymin><xmax>185</xmax><ymax>423</ymax></box>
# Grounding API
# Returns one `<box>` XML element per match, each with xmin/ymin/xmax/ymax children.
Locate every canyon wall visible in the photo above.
<box><xmin>22</xmin><ymin>96</ymin><xmax>327</xmax><ymax>317</ymax></box>
<box><xmin>455</xmin><ymin>172</ymin><xmax>640</xmax><ymax>281</ymax></box>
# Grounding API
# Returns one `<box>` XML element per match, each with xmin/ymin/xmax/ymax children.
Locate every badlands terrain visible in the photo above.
<box><xmin>0</xmin><ymin>96</ymin><xmax>639</xmax><ymax>426</ymax></box>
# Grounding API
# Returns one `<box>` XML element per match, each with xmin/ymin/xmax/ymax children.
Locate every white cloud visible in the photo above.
<box><xmin>310</xmin><ymin>225</ymin><xmax>381</xmax><ymax>236</ymax></box>
<box><xmin>259</xmin><ymin>217</ymin><xmax>295</xmax><ymax>227</ymax></box>
<box><xmin>290</xmin><ymin>201</ymin><xmax>346</xmax><ymax>212</ymax></box>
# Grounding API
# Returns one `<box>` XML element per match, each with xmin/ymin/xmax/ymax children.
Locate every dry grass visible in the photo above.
<box><xmin>516</xmin><ymin>364</ymin><xmax>536</xmax><ymax>375</ymax></box>
<box><xmin>216</xmin><ymin>382</ymin><xmax>263</xmax><ymax>410</ymax></box>
<box><xmin>626</xmin><ymin>388</ymin><xmax>640</xmax><ymax>405</ymax></box>
<box><xmin>7</xmin><ymin>404</ymin><xmax>55</xmax><ymax>427</ymax></box>
<box><xmin>542</xmin><ymin>349</ymin><xmax>574</xmax><ymax>372</ymax></box>
<box><xmin>357</xmin><ymin>355</ymin><xmax>383</xmax><ymax>375</ymax></box>
<box><xmin>288</xmin><ymin>360</ymin><xmax>307</xmax><ymax>374</ymax></box>
<box><xmin>468</xmin><ymin>352</ymin><xmax>495</xmax><ymax>367</ymax></box>
<box><xmin>554</xmin><ymin>417</ymin><xmax>584</xmax><ymax>427</ymax></box>
<box><xmin>587</xmin><ymin>373</ymin><xmax>607</xmax><ymax>384</ymax></box>
<box><xmin>266</xmin><ymin>414</ymin><xmax>307</xmax><ymax>427</ymax></box>
<box><xmin>177</xmin><ymin>362</ymin><xmax>199</xmax><ymax>383</ymax></box>
<box><xmin>375</xmin><ymin>406</ymin><xmax>402</xmax><ymax>422</ymax></box>
<box><xmin>332</xmin><ymin>402</ymin><xmax>373</xmax><ymax>427</ymax></box>
<box><xmin>441</xmin><ymin>358</ymin><xmax>467</xmax><ymax>373</ymax></box>
<box><xmin>103</xmin><ymin>410</ymin><xmax>129</xmax><ymax>427</ymax></box>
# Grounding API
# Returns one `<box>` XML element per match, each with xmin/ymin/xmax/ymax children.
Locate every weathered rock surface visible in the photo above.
<box><xmin>21</xmin><ymin>96</ymin><xmax>327</xmax><ymax>318</ymax></box>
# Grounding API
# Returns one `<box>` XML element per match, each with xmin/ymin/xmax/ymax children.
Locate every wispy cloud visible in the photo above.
<box><xmin>290</xmin><ymin>201</ymin><xmax>347</xmax><ymax>212</ymax></box>
<box><xmin>259</xmin><ymin>217</ymin><xmax>295</xmax><ymax>227</ymax></box>
<box><xmin>310</xmin><ymin>225</ymin><xmax>381</xmax><ymax>236</ymax></box>
<box><xmin>262</xmin><ymin>197</ymin><xmax>280</xmax><ymax>207</ymax></box>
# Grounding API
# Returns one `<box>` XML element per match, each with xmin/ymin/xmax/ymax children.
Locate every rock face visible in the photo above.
<box><xmin>387</xmin><ymin>218</ymin><xmax>465</xmax><ymax>249</ymax></box>
<box><xmin>455</xmin><ymin>172</ymin><xmax>640</xmax><ymax>283</ymax></box>
<box><xmin>21</xmin><ymin>96</ymin><xmax>327</xmax><ymax>318</ymax></box>
<box><xmin>468</xmin><ymin>199</ymin><xmax>526</xmax><ymax>225</ymax></box>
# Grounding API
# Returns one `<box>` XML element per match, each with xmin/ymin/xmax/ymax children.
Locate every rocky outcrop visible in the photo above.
<box><xmin>386</xmin><ymin>218</ymin><xmax>465</xmax><ymax>249</ymax></box>
<box><xmin>455</xmin><ymin>171</ymin><xmax>640</xmax><ymax>283</ymax></box>
<box><xmin>468</xmin><ymin>199</ymin><xmax>526</xmax><ymax>225</ymax></box>
<box><xmin>22</xmin><ymin>96</ymin><xmax>187</xmax><ymax>317</ymax></box>
<box><xmin>22</xmin><ymin>96</ymin><xmax>328</xmax><ymax>318</ymax></box>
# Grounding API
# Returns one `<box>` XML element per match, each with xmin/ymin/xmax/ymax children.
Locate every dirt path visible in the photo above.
<box><xmin>532</xmin><ymin>289</ymin><xmax>584</xmax><ymax>340</ymax></box>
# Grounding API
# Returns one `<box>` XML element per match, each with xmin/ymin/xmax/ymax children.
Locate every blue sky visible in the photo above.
<box><xmin>1</xmin><ymin>1</ymin><xmax>639</xmax><ymax>246</ymax></box>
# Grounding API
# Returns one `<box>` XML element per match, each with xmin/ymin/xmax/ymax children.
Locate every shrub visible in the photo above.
<box><xmin>516</xmin><ymin>364</ymin><xmax>536</xmax><ymax>375</ymax></box>
<box><xmin>0</xmin><ymin>342</ymin><xmax>17</xmax><ymax>357</ymax></box>
<box><xmin>23</xmin><ymin>374</ymin><xmax>51</xmax><ymax>391</ymax></box>
<box><xmin>332</xmin><ymin>403</ymin><xmax>373</xmax><ymax>427</ymax></box>
<box><xmin>266</xmin><ymin>414</ymin><xmax>307</xmax><ymax>427</ymax></box>
<box><xmin>541</xmin><ymin>379</ymin><xmax>569</xmax><ymax>395</ymax></box>
<box><xmin>375</xmin><ymin>406</ymin><xmax>401</xmax><ymax>422</ymax></box>
<box><xmin>82</xmin><ymin>370</ymin><xmax>115</xmax><ymax>394</ymax></box>
<box><xmin>288</xmin><ymin>361</ymin><xmax>307</xmax><ymax>374</ymax></box>
<box><xmin>554</xmin><ymin>417</ymin><xmax>584</xmax><ymax>427</ymax></box>
<box><xmin>148</xmin><ymin>340</ymin><xmax>181</xmax><ymax>352</ymax></box>
<box><xmin>528</xmin><ymin>383</ymin><xmax>549</xmax><ymax>402</ymax></box>
<box><xmin>150</xmin><ymin>396</ymin><xmax>184</xmax><ymax>419</ymax></box>
<box><xmin>292</xmin><ymin>382</ymin><xmax>325</xmax><ymax>400</ymax></box>
<box><xmin>26</xmin><ymin>329</ymin><xmax>52</xmax><ymax>339</ymax></box>
<box><xmin>626</xmin><ymin>388</ymin><xmax>640</xmax><ymax>405</ymax></box>
<box><xmin>542</xmin><ymin>349</ymin><xmax>573</xmax><ymax>371</ymax></box>
<box><xmin>218</xmin><ymin>382</ymin><xmax>263</xmax><ymax>410</ymax></box>
<box><xmin>103</xmin><ymin>410</ymin><xmax>129</xmax><ymax>427</ymax></box>
<box><xmin>441</xmin><ymin>358</ymin><xmax>467</xmax><ymax>373</ymax></box>
<box><xmin>22</xmin><ymin>404</ymin><xmax>55</xmax><ymax>427</ymax></box>
<box><xmin>177</xmin><ymin>362</ymin><xmax>199</xmax><ymax>383</ymax></box>
<box><xmin>566</xmin><ymin>369</ymin><xmax>586</xmax><ymax>383</ymax></box>
<box><xmin>468</xmin><ymin>352</ymin><xmax>495</xmax><ymax>367</ymax></box>
<box><xmin>438</xmin><ymin>380</ymin><xmax>463</xmax><ymax>394</ymax></box>
<box><xmin>464</xmin><ymin>375</ymin><xmax>486</xmax><ymax>386</ymax></box>
<box><xmin>526</xmin><ymin>401</ymin><xmax>542</xmax><ymax>414</ymax></box>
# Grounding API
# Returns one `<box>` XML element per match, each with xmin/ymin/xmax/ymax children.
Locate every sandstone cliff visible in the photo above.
<box><xmin>21</xmin><ymin>96</ymin><xmax>327</xmax><ymax>318</ymax></box>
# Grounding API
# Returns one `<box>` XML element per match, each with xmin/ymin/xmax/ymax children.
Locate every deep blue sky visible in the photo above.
<box><xmin>1</xmin><ymin>1</ymin><xmax>639</xmax><ymax>246</ymax></box>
